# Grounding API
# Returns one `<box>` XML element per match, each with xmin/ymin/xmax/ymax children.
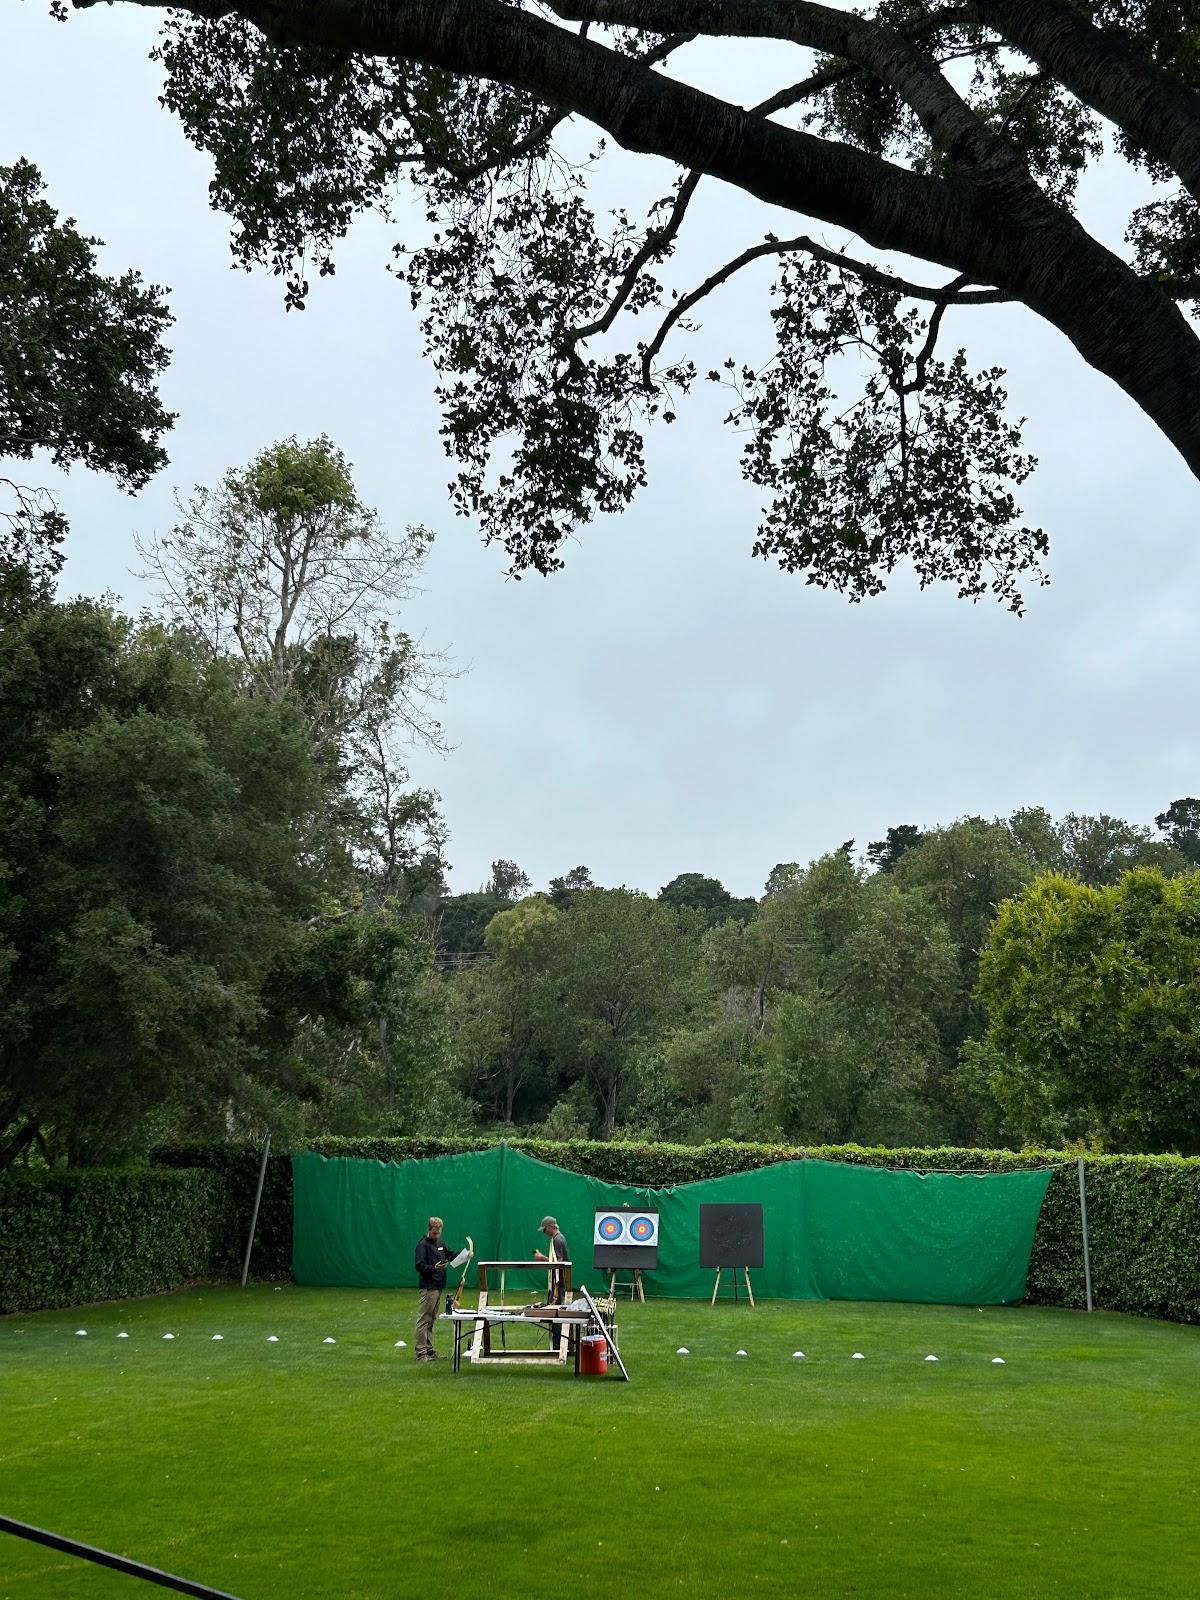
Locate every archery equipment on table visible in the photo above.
<box><xmin>466</xmin><ymin>1259</ymin><xmax>575</xmax><ymax>1367</ymax></box>
<box><xmin>438</xmin><ymin>1284</ymin><xmax>629</xmax><ymax>1380</ymax></box>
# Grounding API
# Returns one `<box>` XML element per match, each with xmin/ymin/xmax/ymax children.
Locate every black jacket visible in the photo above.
<box><xmin>415</xmin><ymin>1236</ymin><xmax>458</xmax><ymax>1290</ymax></box>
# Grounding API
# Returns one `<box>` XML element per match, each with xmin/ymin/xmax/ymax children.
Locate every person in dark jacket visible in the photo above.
<box><xmin>414</xmin><ymin>1217</ymin><xmax>460</xmax><ymax>1361</ymax></box>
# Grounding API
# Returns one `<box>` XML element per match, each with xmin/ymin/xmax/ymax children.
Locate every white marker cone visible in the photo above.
<box><xmin>322</xmin><ymin>1337</ymin><xmax>336</xmax><ymax>1345</ymax></box>
<box><xmin>676</xmin><ymin>1347</ymin><xmax>690</xmax><ymax>1355</ymax></box>
<box><xmin>75</xmin><ymin>1330</ymin><xmax>87</xmax><ymax>1337</ymax></box>
<box><xmin>394</xmin><ymin>1340</ymin><xmax>407</xmax><ymax>1348</ymax></box>
<box><xmin>117</xmin><ymin>1332</ymin><xmax>129</xmax><ymax>1339</ymax></box>
<box><xmin>162</xmin><ymin>1333</ymin><xmax>174</xmax><ymax>1340</ymax></box>
<box><xmin>267</xmin><ymin>1336</ymin><xmax>279</xmax><ymax>1343</ymax></box>
<box><xmin>792</xmin><ymin>1351</ymin><xmax>805</xmax><ymax>1359</ymax></box>
<box><xmin>925</xmin><ymin>1355</ymin><xmax>939</xmax><ymax>1362</ymax></box>
<box><xmin>735</xmin><ymin>1349</ymin><xmax>748</xmax><ymax>1357</ymax></box>
<box><xmin>992</xmin><ymin>1357</ymin><xmax>1006</xmax><ymax>1365</ymax></box>
<box><xmin>851</xmin><ymin>1352</ymin><xmax>865</xmax><ymax>1360</ymax></box>
<box><xmin>212</xmin><ymin>1334</ymin><xmax>223</xmax><ymax>1341</ymax></box>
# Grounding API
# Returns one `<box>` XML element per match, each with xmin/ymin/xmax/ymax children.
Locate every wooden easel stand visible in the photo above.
<box><xmin>608</xmin><ymin>1268</ymin><xmax>646</xmax><ymax>1302</ymax></box>
<box><xmin>711</xmin><ymin>1266</ymin><xmax>755</xmax><ymax>1306</ymax></box>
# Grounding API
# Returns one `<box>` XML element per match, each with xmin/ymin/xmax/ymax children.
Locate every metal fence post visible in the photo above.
<box><xmin>1077</xmin><ymin>1155</ymin><xmax>1094</xmax><ymax>1312</ymax></box>
<box><xmin>240</xmin><ymin>1133</ymin><xmax>272</xmax><ymax>1289</ymax></box>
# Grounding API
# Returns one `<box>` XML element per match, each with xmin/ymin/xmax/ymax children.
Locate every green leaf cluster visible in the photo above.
<box><xmin>0</xmin><ymin>158</ymin><xmax>173</xmax><ymax>576</ymax></box>
<box><xmin>980</xmin><ymin>868</ymin><xmax>1200</xmax><ymax>1153</ymax></box>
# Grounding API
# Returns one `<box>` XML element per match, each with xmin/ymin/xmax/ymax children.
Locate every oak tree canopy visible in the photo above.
<box><xmin>67</xmin><ymin>0</ymin><xmax>1200</xmax><ymax>608</ymax></box>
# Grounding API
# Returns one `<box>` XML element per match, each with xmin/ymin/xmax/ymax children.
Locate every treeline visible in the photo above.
<box><xmin>4</xmin><ymin>438</ymin><xmax>1199</xmax><ymax>1166</ymax></box>
<box><xmin>433</xmin><ymin>807</ymin><xmax>1200</xmax><ymax>1153</ymax></box>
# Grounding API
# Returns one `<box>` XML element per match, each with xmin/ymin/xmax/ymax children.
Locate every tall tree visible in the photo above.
<box><xmin>742</xmin><ymin>854</ymin><xmax>959</xmax><ymax>1144</ymax></box>
<box><xmin>540</xmin><ymin>888</ymin><xmax>701</xmax><ymax>1137</ymax></box>
<box><xmin>0</xmin><ymin>593</ymin><xmax>320</xmax><ymax>1164</ymax></box>
<box><xmin>0</xmin><ymin>585</ymin><xmax>454</xmax><ymax>1164</ymax></box>
<box><xmin>467</xmin><ymin>893</ymin><xmax>560</xmax><ymax>1121</ymax></box>
<box><xmin>892</xmin><ymin>816</ymin><xmax>1034</xmax><ymax>1024</ymax></box>
<box><xmin>763</xmin><ymin>863</ymin><xmax>801</xmax><ymax>898</ymax></box>
<box><xmin>659</xmin><ymin>872</ymin><xmax>733</xmax><ymax>914</ymax></box>
<box><xmin>0</xmin><ymin>157</ymin><xmax>172</xmax><ymax>578</ymax></box>
<box><xmin>1007</xmin><ymin>805</ymin><xmax>1067</xmax><ymax>875</ymax></box>
<box><xmin>866</xmin><ymin>824</ymin><xmax>924</xmax><ymax>874</ymax></box>
<box><xmin>140</xmin><ymin>437</ymin><xmax>446</xmax><ymax>898</ymax></box>
<box><xmin>73</xmin><ymin>0</ymin><xmax>1200</xmax><ymax>606</ymax></box>
<box><xmin>979</xmin><ymin>869</ymin><xmax>1200</xmax><ymax>1153</ymax></box>
<box><xmin>433</xmin><ymin>892</ymin><xmax>508</xmax><ymax>956</ymax></box>
<box><xmin>1156</xmin><ymin>797</ymin><xmax>1200</xmax><ymax>868</ymax></box>
<box><xmin>547</xmin><ymin>864</ymin><xmax>596</xmax><ymax>908</ymax></box>
<box><xmin>484</xmin><ymin>859</ymin><xmax>532</xmax><ymax>901</ymax></box>
<box><xmin>1055</xmin><ymin>811</ymin><xmax>1189</xmax><ymax>886</ymax></box>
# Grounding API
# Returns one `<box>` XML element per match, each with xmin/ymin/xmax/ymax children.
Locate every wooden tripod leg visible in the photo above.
<box><xmin>609</xmin><ymin>1269</ymin><xmax>617</xmax><ymax>1300</ymax></box>
<box><xmin>711</xmin><ymin>1267</ymin><xmax>722</xmax><ymax>1306</ymax></box>
<box><xmin>635</xmin><ymin>1270</ymin><xmax>645</xmax><ymax>1304</ymax></box>
<box><xmin>744</xmin><ymin>1267</ymin><xmax>755</xmax><ymax>1307</ymax></box>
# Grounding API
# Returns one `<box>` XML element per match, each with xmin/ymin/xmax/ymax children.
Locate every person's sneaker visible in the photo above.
<box><xmin>415</xmin><ymin>1353</ymin><xmax>431</xmax><ymax>1361</ymax></box>
<box><xmin>427</xmin><ymin>1351</ymin><xmax>443</xmax><ymax>1360</ymax></box>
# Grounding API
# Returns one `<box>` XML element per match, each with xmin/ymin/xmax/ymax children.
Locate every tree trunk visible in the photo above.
<box><xmin>599</xmin><ymin>1075</ymin><xmax>620</xmax><ymax>1140</ymax></box>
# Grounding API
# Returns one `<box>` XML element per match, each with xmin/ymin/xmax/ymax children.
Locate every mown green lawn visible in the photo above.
<box><xmin>1</xmin><ymin>1286</ymin><xmax>1198</xmax><ymax>1599</ymax></box>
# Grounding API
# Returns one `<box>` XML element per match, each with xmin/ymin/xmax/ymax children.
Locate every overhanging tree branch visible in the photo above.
<box><xmin>74</xmin><ymin>0</ymin><xmax>1200</xmax><ymax>493</ymax></box>
<box><xmin>970</xmin><ymin>0</ymin><xmax>1200</xmax><ymax>200</ymax></box>
<box><xmin>642</xmin><ymin>238</ymin><xmax>1006</xmax><ymax>386</ymax></box>
<box><xmin>544</xmin><ymin>0</ymin><xmax>1014</xmax><ymax>173</ymax></box>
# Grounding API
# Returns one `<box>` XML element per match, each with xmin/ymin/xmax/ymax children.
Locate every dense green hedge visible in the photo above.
<box><xmin>149</xmin><ymin>1136</ymin><xmax>1200</xmax><ymax>1324</ymax></box>
<box><xmin>5</xmin><ymin>1139</ymin><xmax>1194</xmax><ymax>1322</ymax></box>
<box><xmin>151</xmin><ymin>1140</ymin><xmax>293</xmax><ymax>1283</ymax></box>
<box><xmin>0</xmin><ymin>1167</ymin><xmax>233</xmax><ymax>1314</ymax></box>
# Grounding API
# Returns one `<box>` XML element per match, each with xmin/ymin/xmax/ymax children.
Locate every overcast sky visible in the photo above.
<box><xmin>5</xmin><ymin>2</ymin><xmax>1199</xmax><ymax>899</ymax></box>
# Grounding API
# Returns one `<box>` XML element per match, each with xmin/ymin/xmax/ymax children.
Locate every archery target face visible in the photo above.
<box><xmin>593</xmin><ymin>1210</ymin><xmax>659</xmax><ymax>1247</ymax></box>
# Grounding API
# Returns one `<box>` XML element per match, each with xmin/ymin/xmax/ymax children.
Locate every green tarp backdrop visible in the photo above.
<box><xmin>292</xmin><ymin>1146</ymin><xmax>1053</xmax><ymax>1305</ymax></box>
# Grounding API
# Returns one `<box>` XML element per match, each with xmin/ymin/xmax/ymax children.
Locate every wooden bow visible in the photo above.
<box><xmin>452</xmin><ymin>1236</ymin><xmax>474</xmax><ymax>1311</ymax></box>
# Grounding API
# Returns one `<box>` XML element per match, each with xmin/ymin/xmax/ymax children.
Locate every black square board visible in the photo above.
<box><xmin>699</xmin><ymin>1203</ymin><xmax>764</xmax><ymax>1268</ymax></box>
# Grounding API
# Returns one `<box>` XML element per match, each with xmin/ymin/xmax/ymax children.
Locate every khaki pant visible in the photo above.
<box><xmin>415</xmin><ymin>1287</ymin><xmax>441</xmax><ymax>1358</ymax></box>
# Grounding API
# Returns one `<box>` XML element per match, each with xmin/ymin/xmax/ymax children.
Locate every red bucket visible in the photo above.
<box><xmin>579</xmin><ymin>1334</ymin><xmax>608</xmax><ymax>1376</ymax></box>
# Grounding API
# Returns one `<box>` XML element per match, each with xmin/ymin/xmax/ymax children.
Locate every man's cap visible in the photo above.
<box><xmin>540</xmin><ymin>1216</ymin><xmax>556</xmax><ymax>1230</ymax></box>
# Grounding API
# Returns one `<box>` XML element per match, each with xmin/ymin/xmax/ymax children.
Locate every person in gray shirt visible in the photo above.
<box><xmin>534</xmin><ymin>1215</ymin><xmax>569</xmax><ymax>1305</ymax></box>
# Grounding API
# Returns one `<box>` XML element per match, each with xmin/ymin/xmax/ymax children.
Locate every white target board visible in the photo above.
<box><xmin>593</xmin><ymin>1208</ymin><xmax>659</xmax><ymax>1270</ymax></box>
<box><xmin>594</xmin><ymin>1210</ymin><xmax>659</xmax><ymax>1246</ymax></box>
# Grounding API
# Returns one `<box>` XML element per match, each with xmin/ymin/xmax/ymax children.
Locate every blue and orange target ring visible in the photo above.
<box><xmin>598</xmin><ymin>1215</ymin><xmax>625</xmax><ymax>1241</ymax></box>
<box><xmin>630</xmin><ymin>1216</ymin><xmax>655</xmax><ymax>1241</ymax></box>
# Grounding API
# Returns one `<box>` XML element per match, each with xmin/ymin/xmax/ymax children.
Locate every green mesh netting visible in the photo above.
<box><xmin>292</xmin><ymin>1145</ymin><xmax>1052</xmax><ymax>1305</ymax></box>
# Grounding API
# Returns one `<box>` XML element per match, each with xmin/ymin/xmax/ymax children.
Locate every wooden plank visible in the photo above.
<box><xmin>468</xmin><ymin>1354</ymin><xmax>568</xmax><ymax>1367</ymax></box>
<box><xmin>474</xmin><ymin>1260</ymin><xmax>575</xmax><ymax>1270</ymax></box>
<box><xmin>468</xmin><ymin>1291</ymin><xmax>487</xmax><ymax>1364</ymax></box>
